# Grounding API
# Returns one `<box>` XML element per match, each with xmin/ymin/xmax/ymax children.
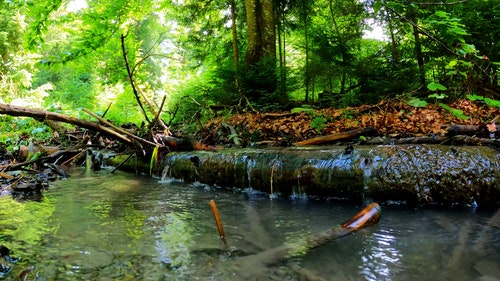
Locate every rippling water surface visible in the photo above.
<box><xmin>0</xmin><ymin>168</ymin><xmax>499</xmax><ymax>280</ymax></box>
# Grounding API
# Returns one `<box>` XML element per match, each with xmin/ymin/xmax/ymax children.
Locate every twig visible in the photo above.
<box><xmin>61</xmin><ymin>150</ymin><xmax>86</xmax><ymax>166</ymax></box>
<box><xmin>82</xmin><ymin>108</ymin><xmax>159</xmax><ymax>147</ymax></box>
<box><xmin>120</xmin><ymin>33</ymin><xmax>151</xmax><ymax>123</ymax></box>
<box><xmin>209</xmin><ymin>199</ymin><xmax>227</xmax><ymax>246</ymax></box>
<box><xmin>101</xmin><ymin>102</ymin><xmax>113</xmax><ymax>118</ymax></box>
<box><xmin>151</xmin><ymin>95</ymin><xmax>168</xmax><ymax>131</ymax></box>
<box><xmin>111</xmin><ymin>153</ymin><xmax>135</xmax><ymax>174</ymax></box>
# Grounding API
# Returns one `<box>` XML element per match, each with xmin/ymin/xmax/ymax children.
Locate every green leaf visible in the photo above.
<box><xmin>427</xmin><ymin>82</ymin><xmax>447</xmax><ymax>91</ymax></box>
<box><xmin>311</xmin><ymin>117</ymin><xmax>327</xmax><ymax>133</ymax></box>
<box><xmin>439</xmin><ymin>103</ymin><xmax>470</xmax><ymax>119</ymax></box>
<box><xmin>484</xmin><ymin>98</ymin><xmax>500</xmax><ymax>108</ymax></box>
<box><xmin>408</xmin><ymin>98</ymin><xmax>428</xmax><ymax>108</ymax></box>
<box><xmin>466</xmin><ymin>94</ymin><xmax>484</xmax><ymax>101</ymax></box>
<box><xmin>150</xmin><ymin>145</ymin><xmax>159</xmax><ymax>175</ymax></box>
<box><xmin>428</xmin><ymin>93</ymin><xmax>447</xmax><ymax>99</ymax></box>
<box><xmin>435</xmin><ymin>11</ymin><xmax>448</xmax><ymax>18</ymax></box>
<box><xmin>461</xmin><ymin>44</ymin><xmax>477</xmax><ymax>54</ymax></box>
<box><xmin>447</xmin><ymin>60</ymin><xmax>458</xmax><ymax>68</ymax></box>
<box><xmin>373</xmin><ymin>1</ymin><xmax>382</xmax><ymax>14</ymax></box>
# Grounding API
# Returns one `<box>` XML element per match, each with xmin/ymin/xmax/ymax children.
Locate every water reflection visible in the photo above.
<box><xmin>0</xmin><ymin>170</ymin><xmax>498</xmax><ymax>280</ymax></box>
<box><xmin>360</xmin><ymin>229</ymin><xmax>402</xmax><ymax>281</ymax></box>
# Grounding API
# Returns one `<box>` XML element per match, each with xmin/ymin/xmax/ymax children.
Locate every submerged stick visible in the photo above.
<box><xmin>237</xmin><ymin>203</ymin><xmax>381</xmax><ymax>267</ymax></box>
<box><xmin>209</xmin><ymin>200</ymin><xmax>227</xmax><ymax>246</ymax></box>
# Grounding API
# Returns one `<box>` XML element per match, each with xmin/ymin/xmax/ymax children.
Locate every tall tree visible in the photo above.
<box><xmin>244</xmin><ymin>0</ymin><xmax>276</xmax><ymax>66</ymax></box>
<box><xmin>243</xmin><ymin>0</ymin><xmax>281</xmax><ymax>103</ymax></box>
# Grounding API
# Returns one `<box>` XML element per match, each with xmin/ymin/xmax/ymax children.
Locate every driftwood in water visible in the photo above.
<box><xmin>294</xmin><ymin>127</ymin><xmax>378</xmax><ymax>146</ymax></box>
<box><xmin>236</xmin><ymin>203</ymin><xmax>381</xmax><ymax>268</ymax></box>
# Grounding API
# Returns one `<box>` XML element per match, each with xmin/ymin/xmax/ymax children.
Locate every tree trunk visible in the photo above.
<box><xmin>231</xmin><ymin>0</ymin><xmax>239</xmax><ymax>69</ymax></box>
<box><xmin>244</xmin><ymin>0</ymin><xmax>275</xmax><ymax>65</ymax></box>
<box><xmin>408</xmin><ymin>7</ymin><xmax>426</xmax><ymax>89</ymax></box>
<box><xmin>244</xmin><ymin>0</ymin><xmax>278</xmax><ymax>99</ymax></box>
<box><xmin>276</xmin><ymin>2</ymin><xmax>287</xmax><ymax>96</ymax></box>
<box><xmin>304</xmin><ymin>10</ymin><xmax>310</xmax><ymax>103</ymax></box>
<box><xmin>387</xmin><ymin>11</ymin><xmax>399</xmax><ymax>63</ymax></box>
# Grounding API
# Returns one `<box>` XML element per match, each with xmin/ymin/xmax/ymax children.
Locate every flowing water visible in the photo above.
<box><xmin>0</xmin><ymin>168</ymin><xmax>499</xmax><ymax>281</ymax></box>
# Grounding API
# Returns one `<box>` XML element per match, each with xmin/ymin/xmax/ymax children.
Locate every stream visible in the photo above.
<box><xmin>0</xmin><ymin>168</ymin><xmax>499</xmax><ymax>281</ymax></box>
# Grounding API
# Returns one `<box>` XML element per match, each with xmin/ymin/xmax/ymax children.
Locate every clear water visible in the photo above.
<box><xmin>0</xmin><ymin>168</ymin><xmax>499</xmax><ymax>281</ymax></box>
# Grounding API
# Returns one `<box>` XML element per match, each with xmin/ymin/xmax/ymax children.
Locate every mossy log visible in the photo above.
<box><xmin>160</xmin><ymin>145</ymin><xmax>500</xmax><ymax>208</ymax></box>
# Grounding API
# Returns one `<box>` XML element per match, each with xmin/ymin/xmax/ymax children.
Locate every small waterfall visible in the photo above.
<box><xmin>269</xmin><ymin>157</ymin><xmax>283</xmax><ymax>200</ymax></box>
<box><xmin>290</xmin><ymin>171</ymin><xmax>307</xmax><ymax>201</ymax></box>
<box><xmin>159</xmin><ymin>162</ymin><xmax>173</xmax><ymax>183</ymax></box>
<box><xmin>242</xmin><ymin>156</ymin><xmax>259</xmax><ymax>195</ymax></box>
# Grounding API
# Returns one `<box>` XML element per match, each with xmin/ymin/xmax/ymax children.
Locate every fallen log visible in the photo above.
<box><xmin>0</xmin><ymin>104</ymin><xmax>161</xmax><ymax>146</ymax></box>
<box><xmin>294</xmin><ymin>127</ymin><xmax>378</xmax><ymax>146</ymax></box>
<box><xmin>236</xmin><ymin>203</ymin><xmax>381</xmax><ymax>268</ymax></box>
<box><xmin>447</xmin><ymin>124</ymin><xmax>482</xmax><ymax>136</ymax></box>
<box><xmin>0</xmin><ymin>104</ymin><xmax>134</xmax><ymax>145</ymax></box>
<box><xmin>446</xmin><ymin>123</ymin><xmax>499</xmax><ymax>137</ymax></box>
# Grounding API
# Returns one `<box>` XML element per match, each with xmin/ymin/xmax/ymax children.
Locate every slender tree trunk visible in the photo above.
<box><xmin>276</xmin><ymin>3</ymin><xmax>286</xmax><ymax>96</ymax></box>
<box><xmin>231</xmin><ymin>0</ymin><xmax>239</xmax><ymax>69</ymax></box>
<box><xmin>260</xmin><ymin>0</ymin><xmax>275</xmax><ymax>59</ymax></box>
<box><xmin>230</xmin><ymin>0</ymin><xmax>243</xmax><ymax>98</ymax></box>
<box><xmin>412</xmin><ymin>24</ymin><xmax>426</xmax><ymax>88</ymax></box>
<box><xmin>387</xmin><ymin>11</ymin><xmax>399</xmax><ymax>63</ymax></box>
<box><xmin>304</xmin><ymin>13</ymin><xmax>310</xmax><ymax>103</ymax></box>
<box><xmin>329</xmin><ymin>0</ymin><xmax>347</xmax><ymax>96</ymax></box>
<box><xmin>408</xmin><ymin>7</ymin><xmax>426</xmax><ymax>88</ymax></box>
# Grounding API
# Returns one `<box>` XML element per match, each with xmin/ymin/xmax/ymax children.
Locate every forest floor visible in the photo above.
<box><xmin>1</xmin><ymin>98</ymin><xmax>499</xmax><ymax>201</ymax></box>
<box><xmin>200</xmin><ymin>98</ymin><xmax>500</xmax><ymax>148</ymax></box>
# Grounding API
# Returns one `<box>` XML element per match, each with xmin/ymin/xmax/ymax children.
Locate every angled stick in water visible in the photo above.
<box><xmin>210</xmin><ymin>200</ymin><xmax>227</xmax><ymax>246</ymax></box>
<box><xmin>237</xmin><ymin>203</ymin><xmax>381</xmax><ymax>268</ymax></box>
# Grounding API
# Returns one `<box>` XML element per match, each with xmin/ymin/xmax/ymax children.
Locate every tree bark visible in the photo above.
<box><xmin>244</xmin><ymin>0</ymin><xmax>276</xmax><ymax>65</ymax></box>
<box><xmin>407</xmin><ymin>7</ymin><xmax>426</xmax><ymax>89</ymax></box>
<box><xmin>294</xmin><ymin>127</ymin><xmax>378</xmax><ymax>146</ymax></box>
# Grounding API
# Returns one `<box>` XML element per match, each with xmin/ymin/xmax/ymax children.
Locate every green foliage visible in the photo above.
<box><xmin>291</xmin><ymin>107</ymin><xmax>330</xmax><ymax>133</ymax></box>
<box><xmin>150</xmin><ymin>145</ymin><xmax>159</xmax><ymax>175</ymax></box>
<box><xmin>439</xmin><ymin>103</ymin><xmax>470</xmax><ymax>120</ymax></box>
<box><xmin>408</xmin><ymin>98</ymin><xmax>428</xmax><ymax>108</ymax></box>
<box><xmin>0</xmin><ymin>116</ymin><xmax>53</xmax><ymax>155</ymax></box>
<box><xmin>291</xmin><ymin>107</ymin><xmax>315</xmax><ymax>116</ymax></box>
<box><xmin>426</xmin><ymin>10</ymin><xmax>470</xmax><ymax>47</ymax></box>
<box><xmin>311</xmin><ymin>116</ymin><xmax>327</xmax><ymax>133</ymax></box>
<box><xmin>466</xmin><ymin>94</ymin><xmax>500</xmax><ymax>108</ymax></box>
<box><xmin>428</xmin><ymin>93</ymin><xmax>447</xmax><ymax>100</ymax></box>
<box><xmin>0</xmin><ymin>0</ymin><xmax>497</xmax><ymax>137</ymax></box>
<box><xmin>427</xmin><ymin>82</ymin><xmax>447</xmax><ymax>91</ymax></box>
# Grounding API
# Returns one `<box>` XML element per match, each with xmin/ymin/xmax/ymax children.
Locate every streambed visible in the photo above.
<box><xmin>0</xmin><ymin>168</ymin><xmax>499</xmax><ymax>280</ymax></box>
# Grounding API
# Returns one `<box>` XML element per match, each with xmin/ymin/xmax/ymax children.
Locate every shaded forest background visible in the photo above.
<box><xmin>0</xmin><ymin>0</ymin><xmax>499</xmax><ymax>141</ymax></box>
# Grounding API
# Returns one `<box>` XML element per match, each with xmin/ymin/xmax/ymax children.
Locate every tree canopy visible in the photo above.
<box><xmin>0</xmin><ymin>0</ymin><xmax>498</xmax><ymax>133</ymax></box>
